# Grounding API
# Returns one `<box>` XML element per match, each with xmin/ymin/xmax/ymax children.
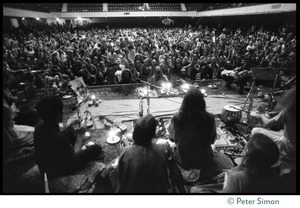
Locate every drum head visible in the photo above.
<box><xmin>224</xmin><ymin>105</ymin><xmax>241</xmax><ymax>112</ymax></box>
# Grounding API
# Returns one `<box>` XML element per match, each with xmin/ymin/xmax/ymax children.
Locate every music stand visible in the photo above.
<box><xmin>242</xmin><ymin>67</ymin><xmax>279</xmax><ymax>121</ymax></box>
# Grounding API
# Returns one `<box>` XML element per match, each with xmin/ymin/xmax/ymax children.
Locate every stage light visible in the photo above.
<box><xmin>22</xmin><ymin>17</ymin><xmax>25</xmax><ymax>20</ymax></box>
<box><xmin>181</xmin><ymin>83</ymin><xmax>190</xmax><ymax>90</ymax></box>
<box><xmin>161</xmin><ymin>82</ymin><xmax>171</xmax><ymax>94</ymax></box>
<box><xmin>91</xmin><ymin>94</ymin><xmax>96</xmax><ymax>104</ymax></box>
<box><xmin>36</xmin><ymin>17</ymin><xmax>40</xmax><ymax>20</ymax></box>
<box><xmin>166</xmin><ymin>82</ymin><xmax>172</xmax><ymax>90</ymax></box>
<box><xmin>200</xmin><ymin>89</ymin><xmax>208</xmax><ymax>97</ymax></box>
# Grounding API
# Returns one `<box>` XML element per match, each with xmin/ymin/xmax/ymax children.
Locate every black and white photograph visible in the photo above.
<box><xmin>2</xmin><ymin>3</ymin><xmax>297</xmax><ymax>202</ymax></box>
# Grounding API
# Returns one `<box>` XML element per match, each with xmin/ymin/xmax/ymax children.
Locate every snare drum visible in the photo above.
<box><xmin>248</xmin><ymin>111</ymin><xmax>263</xmax><ymax>127</ymax></box>
<box><xmin>222</xmin><ymin>105</ymin><xmax>242</xmax><ymax>123</ymax></box>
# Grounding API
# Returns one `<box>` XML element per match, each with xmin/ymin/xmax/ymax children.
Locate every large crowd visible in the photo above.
<box><xmin>3</xmin><ymin>18</ymin><xmax>297</xmax><ymax>194</ymax></box>
<box><xmin>3</xmin><ymin>20</ymin><xmax>296</xmax><ymax>97</ymax></box>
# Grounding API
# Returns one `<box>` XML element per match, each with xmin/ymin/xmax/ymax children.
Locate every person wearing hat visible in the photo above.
<box><xmin>117</xmin><ymin>115</ymin><xmax>172</xmax><ymax>193</ymax></box>
<box><xmin>34</xmin><ymin>95</ymin><xmax>103</xmax><ymax>178</ymax></box>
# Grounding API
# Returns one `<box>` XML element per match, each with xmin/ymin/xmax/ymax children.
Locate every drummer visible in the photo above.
<box><xmin>251</xmin><ymin>86</ymin><xmax>296</xmax><ymax>159</ymax></box>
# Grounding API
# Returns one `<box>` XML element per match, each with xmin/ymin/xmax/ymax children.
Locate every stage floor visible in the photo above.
<box><xmin>64</xmin><ymin>81</ymin><xmax>272</xmax><ymax>166</ymax></box>
<box><xmin>66</xmin><ymin>81</ymin><xmax>270</xmax><ymax>126</ymax></box>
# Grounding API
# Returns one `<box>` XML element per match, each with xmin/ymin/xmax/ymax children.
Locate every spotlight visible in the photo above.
<box><xmin>22</xmin><ymin>17</ymin><xmax>25</xmax><ymax>20</ymax></box>
<box><xmin>36</xmin><ymin>17</ymin><xmax>40</xmax><ymax>20</ymax></box>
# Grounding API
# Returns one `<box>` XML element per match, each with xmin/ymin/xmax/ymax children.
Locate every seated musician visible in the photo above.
<box><xmin>222</xmin><ymin>133</ymin><xmax>281</xmax><ymax>193</ymax></box>
<box><xmin>168</xmin><ymin>87</ymin><xmax>233</xmax><ymax>181</ymax></box>
<box><xmin>34</xmin><ymin>95</ymin><xmax>103</xmax><ymax>178</ymax></box>
<box><xmin>252</xmin><ymin>86</ymin><xmax>296</xmax><ymax>159</ymax></box>
<box><xmin>116</xmin><ymin>115</ymin><xmax>172</xmax><ymax>193</ymax></box>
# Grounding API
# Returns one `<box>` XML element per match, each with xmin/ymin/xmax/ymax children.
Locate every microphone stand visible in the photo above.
<box><xmin>136</xmin><ymin>78</ymin><xmax>180</xmax><ymax>116</ymax></box>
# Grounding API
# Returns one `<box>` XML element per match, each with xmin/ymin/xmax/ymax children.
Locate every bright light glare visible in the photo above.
<box><xmin>56</xmin><ymin>18</ymin><xmax>59</xmax><ymax>21</ymax></box>
<box><xmin>200</xmin><ymin>89</ymin><xmax>206</xmax><ymax>94</ymax></box>
<box><xmin>85</xmin><ymin>132</ymin><xmax>91</xmax><ymax>137</ymax></box>
<box><xmin>166</xmin><ymin>82</ymin><xmax>172</xmax><ymax>89</ymax></box>
<box><xmin>108</xmin><ymin>130</ymin><xmax>116</xmax><ymax>137</ymax></box>
<box><xmin>77</xmin><ymin>17</ymin><xmax>82</xmax><ymax>21</ymax></box>
<box><xmin>182</xmin><ymin>83</ymin><xmax>190</xmax><ymax>90</ymax></box>
<box><xmin>22</xmin><ymin>17</ymin><xmax>25</xmax><ymax>20</ymax></box>
<box><xmin>91</xmin><ymin>95</ymin><xmax>96</xmax><ymax>100</ymax></box>
<box><xmin>36</xmin><ymin>17</ymin><xmax>40</xmax><ymax>20</ymax></box>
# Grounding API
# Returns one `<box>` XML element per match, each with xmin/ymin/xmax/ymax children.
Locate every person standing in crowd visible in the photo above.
<box><xmin>34</xmin><ymin>95</ymin><xmax>103</xmax><ymax>178</ymax></box>
<box><xmin>117</xmin><ymin>115</ymin><xmax>172</xmax><ymax>193</ymax></box>
<box><xmin>222</xmin><ymin>133</ymin><xmax>280</xmax><ymax>193</ymax></box>
<box><xmin>168</xmin><ymin>87</ymin><xmax>233</xmax><ymax>179</ymax></box>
